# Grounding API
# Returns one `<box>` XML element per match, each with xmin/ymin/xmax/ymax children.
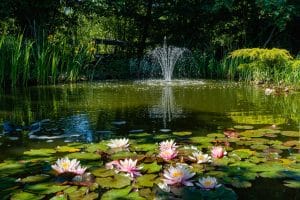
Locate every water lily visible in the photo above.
<box><xmin>159</xmin><ymin>139</ymin><xmax>178</xmax><ymax>151</ymax></box>
<box><xmin>159</xmin><ymin>148</ymin><xmax>178</xmax><ymax>161</ymax></box>
<box><xmin>189</xmin><ymin>151</ymin><xmax>211</xmax><ymax>164</ymax></box>
<box><xmin>163</xmin><ymin>165</ymin><xmax>195</xmax><ymax>186</ymax></box>
<box><xmin>211</xmin><ymin>146</ymin><xmax>227</xmax><ymax>159</ymax></box>
<box><xmin>157</xmin><ymin>182</ymin><xmax>171</xmax><ymax>192</ymax></box>
<box><xmin>105</xmin><ymin>160</ymin><xmax>121</xmax><ymax>169</ymax></box>
<box><xmin>107</xmin><ymin>138</ymin><xmax>129</xmax><ymax>149</ymax></box>
<box><xmin>196</xmin><ymin>176</ymin><xmax>221</xmax><ymax>190</ymax></box>
<box><xmin>51</xmin><ymin>157</ymin><xmax>87</xmax><ymax>175</ymax></box>
<box><xmin>117</xmin><ymin>158</ymin><xmax>142</xmax><ymax>178</ymax></box>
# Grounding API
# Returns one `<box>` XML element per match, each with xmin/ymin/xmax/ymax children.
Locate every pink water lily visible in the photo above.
<box><xmin>163</xmin><ymin>165</ymin><xmax>195</xmax><ymax>186</ymax></box>
<box><xmin>51</xmin><ymin>157</ymin><xmax>87</xmax><ymax>175</ymax></box>
<box><xmin>159</xmin><ymin>139</ymin><xmax>178</xmax><ymax>151</ymax></box>
<box><xmin>211</xmin><ymin>146</ymin><xmax>227</xmax><ymax>159</ymax></box>
<box><xmin>159</xmin><ymin>148</ymin><xmax>178</xmax><ymax>161</ymax></box>
<box><xmin>107</xmin><ymin>138</ymin><xmax>130</xmax><ymax>149</ymax></box>
<box><xmin>116</xmin><ymin>158</ymin><xmax>142</xmax><ymax>178</ymax></box>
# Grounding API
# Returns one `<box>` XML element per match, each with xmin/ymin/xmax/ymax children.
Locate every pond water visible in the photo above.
<box><xmin>0</xmin><ymin>80</ymin><xmax>299</xmax><ymax>199</ymax></box>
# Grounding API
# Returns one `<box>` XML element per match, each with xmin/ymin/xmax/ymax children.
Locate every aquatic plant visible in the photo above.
<box><xmin>159</xmin><ymin>148</ymin><xmax>178</xmax><ymax>161</ymax></box>
<box><xmin>162</xmin><ymin>164</ymin><xmax>195</xmax><ymax>186</ymax></box>
<box><xmin>107</xmin><ymin>138</ymin><xmax>130</xmax><ymax>149</ymax></box>
<box><xmin>116</xmin><ymin>158</ymin><xmax>142</xmax><ymax>178</ymax></box>
<box><xmin>211</xmin><ymin>146</ymin><xmax>227</xmax><ymax>159</ymax></box>
<box><xmin>51</xmin><ymin>157</ymin><xmax>87</xmax><ymax>175</ymax></box>
<box><xmin>159</xmin><ymin>139</ymin><xmax>178</xmax><ymax>151</ymax></box>
<box><xmin>189</xmin><ymin>151</ymin><xmax>212</xmax><ymax>164</ymax></box>
<box><xmin>196</xmin><ymin>176</ymin><xmax>221</xmax><ymax>190</ymax></box>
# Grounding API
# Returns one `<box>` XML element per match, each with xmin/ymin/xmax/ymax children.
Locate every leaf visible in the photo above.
<box><xmin>96</xmin><ymin>174</ymin><xmax>131</xmax><ymax>189</ymax></box>
<box><xmin>100</xmin><ymin>186</ymin><xmax>131</xmax><ymax>200</ymax></box>
<box><xmin>281</xmin><ymin>131</ymin><xmax>300</xmax><ymax>137</ymax></box>
<box><xmin>132</xmin><ymin>143</ymin><xmax>158</xmax><ymax>152</ymax></box>
<box><xmin>21</xmin><ymin>174</ymin><xmax>51</xmax><ymax>183</ymax></box>
<box><xmin>92</xmin><ymin>168</ymin><xmax>115</xmax><ymax>177</ymax></box>
<box><xmin>283</xmin><ymin>180</ymin><xmax>300</xmax><ymax>188</ymax></box>
<box><xmin>11</xmin><ymin>192</ymin><xmax>45</xmax><ymax>200</ymax></box>
<box><xmin>110</xmin><ymin>151</ymin><xmax>137</xmax><ymax>160</ymax></box>
<box><xmin>56</xmin><ymin>146</ymin><xmax>81</xmax><ymax>153</ymax></box>
<box><xmin>66</xmin><ymin>152</ymin><xmax>101</xmax><ymax>161</ymax></box>
<box><xmin>25</xmin><ymin>183</ymin><xmax>69</xmax><ymax>194</ymax></box>
<box><xmin>49</xmin><ymin>195</ymin><xmax>67</xmax><ymax>200</ymax></box>
<box><xmin>206</xmin><ymin>133</ymin><xmax>225</xmax><ymax>138</ymax></box>
<box><xmin>240</xmin><ymin>130</ymin><xmax>264</xmax><ymax>138</ymax></box>
<box><xmin>230</xmin><ymin>149</ymin><xmax>255</xmax><ymax>159</ymax></box>
<box><xmin>250</xmin><ymin>144</ymin><xmax>269</xmax><ymax>150</ymax></box>
<box><xmin>173</xmin><ymin>131</ymin><xmax>192</xmax><ymax>136</ymax></box>
<box><xmin>85</xmin><ymin>142</ymin><xmax>108</xmax><ymax>153</ymax></box>
<box><xmin>230</xmin><ymin>178</ymin><xmax>252</xmax><ymax>188</ymax></box>
<box><xmin>136</xmin><ymin>174</ymin><xmax>158</xmax><ymax>187</ymax></box>
<box><xmin>23</xmin><ymin>149</ymin><xmax>56</xmax><ymax>157</ymax></box>
<box><xmin>141</xmin><ymin>162</ymin><xmax>162</xmax><ymax>173</ymax></box>
<box><xmin>233</xmin><ymin>125</ymin><xmax>254</xmax><ymax>130</ymax></box>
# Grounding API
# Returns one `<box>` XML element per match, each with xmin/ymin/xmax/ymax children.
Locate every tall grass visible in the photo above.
<box><xmin>0</xmin><ymin>33</ymin><xmax>95</xmax><ymax>87</ymax></box>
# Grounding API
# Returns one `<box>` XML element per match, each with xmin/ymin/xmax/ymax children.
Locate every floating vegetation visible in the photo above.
<box><xmin>0</xmin><ymin>126</ymin><xmax>299</xmax><ymax>199</ymax></box>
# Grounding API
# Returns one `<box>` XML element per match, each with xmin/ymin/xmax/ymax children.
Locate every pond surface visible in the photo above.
<box><xmin>0</xmin><ymin>80</ymin><xmax>299</xmax><ymax>199</ymax></box>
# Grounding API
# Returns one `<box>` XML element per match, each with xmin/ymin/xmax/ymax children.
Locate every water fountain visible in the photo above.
<box><xmin>149</xmin><ymin>37</ymin><xmax>187</xmax><ymax>81</ymax></box>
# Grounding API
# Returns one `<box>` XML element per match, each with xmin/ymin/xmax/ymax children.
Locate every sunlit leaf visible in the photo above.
<box><xmin>96</xmin><ymin>174</ymin><xmax>131</xmax><ymax>189</ymax></box>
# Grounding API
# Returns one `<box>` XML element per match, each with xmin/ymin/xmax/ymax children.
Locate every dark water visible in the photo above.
<box><xmin>0</xmin><ymin>80</ymin><xmax>299</xmax><ymax>199</ymax></box>
<box><xmin>0</xmin><ymin>80</ymin><xmax>299</xmax><ymax>157</ymax></box>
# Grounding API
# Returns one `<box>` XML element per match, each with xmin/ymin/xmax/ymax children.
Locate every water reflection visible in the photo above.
<box><xmin>149</xmin><ymin>86</ymin><xmax>183</xmax><ymax>128</ymax></box>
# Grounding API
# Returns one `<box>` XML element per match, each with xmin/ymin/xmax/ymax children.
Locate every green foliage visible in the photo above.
<box><xmin>223</xmin><ymin>48</ymin><xmax>300</xmax><ymax>84</ymax></box>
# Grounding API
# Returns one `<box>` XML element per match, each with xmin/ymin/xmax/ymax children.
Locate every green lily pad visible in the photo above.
<box><xmin>281</xmin><ymin>131</ymin><xmax>300</xmax><ymax>137</ymax></box>
<box><xmin>25</xmin><ymin>183</ymin><xmax>69</xmax><ymax>194</ymax></box>
<box><xmin>110</xmin><ymin>151</ymin><xmax>137</xmax><ymax>160</ymax></box>
<box><xmin>141</xmin><ymin>162</ymin><xmax>162</xmax><ymax>174</ymax></box>
<box><xmin>0</xmin><ymin>162</ymin><xmax>25</xmax><ymax>177</ymax></box>
<box><xmin>96</xmin><ymin>174</ymin><xmax>131</xmax><ymax>189</ymax></box>
<box><xmin>0</xmin><ymin>177</ymin><xmax>18</xmax><ymax>190</ymax></box>
<box><xmin>64</xmin><ymin>186</ymin><xmax>78</xmax><ymax>194</ymax></box>
<box><xmin>283</xmin><ymin>180</ymin><xmax>300</xmax><ymax>188</ymax></box>
<box><xmin>230</xmin><ymin>149</ymin><xmax>255</xmax><ymax>159</ymax></box>
<box><xmin>230</xmin><ymin>178</ymin><xmax>252</xmax><ymax>188</ymax></box>
<box><xmin>132</xmin><ymin>143</ymin><xmax>158</xmax><ymax>152</ymax></box>
<box><xmin>11</xmin><ymin>192</ymin><xmax>45</xmax><ymax>200</ymax></box>
<box><xmin>173</xmin><ymin>131</ymin><xmax>192</xmax><ymax>136</ymax></box>
<box><xmin>250</xmin><ymin>144</ymin><xmax>269</xmax><ymax>150</ymax></box>
<box><xmin>212</xmin><ymin>157</ymin><xmax>230</xmax><ymax>166</ymax></box>
<box><xmin>21</xmin><ymin>175</ymin><xmax>51</xmax><ymax>183</ymax></box>
<box><xmin>234</xmin><ymin>125</ymin><xmax>254</xmax><ymax>130</ymax></box>
<box><xmin>56</xmin><ymin>146</ymin><xmax>81</xmax><ymax>153</ymax></box>
<box><xmin>259</xmin><ymin>171</ymin><xmax>285</xmax><ymax>178</ymax></box>
<box><xmin>23</xmin><ymin>149</ymin><xmax>56</xmax><ymax>157</ymax></box>
<box><xmin>128</xmin><ymin>133</ymin><xmax>152</xmax><ymax>139</ymax></box>
<box><xmin>92</xmin><ymin>168</ymin><xmax>115</xmax><ymax>177</ymax></box>
<box><xmin>189</xmin><ymin>136</ymin><xmax>214</xmax><ymax>144</ymax></box>
<box><xmin>206</xmin><ymin>133</ymin><xmax>225</xmax><ymax>138</ymax></box>
<box><xmin>66</xmin><ymin>152</ymin><xmax>101</xmax><ymax>161</ymax></box>
<box><xmin>49</xmin><ymin>195</ymin><xmax>67</xmax><ymax>200</ymax></box>
<box><xmin>100</xmin><ymin>186</ymin><xmax>131</xmax><ymax>200</ymax></box>
<box><xmin>136</xmin><ymin>174</ymin><xmax>158</xmax><ymax>187</ymax></box>
<box><xmin>85</xmin><ymin>142</ymin><xmax>108</xmax><ymax>153</ymax></box>
<box><xmin>283</xmin><ymin>140</ymin><xmax>299</xmax><ymax>147</ymax></box>
<box><xmin>240</xmin><ymin>130</ymin><xmax>264</xmax><ymax>138</ymax></box>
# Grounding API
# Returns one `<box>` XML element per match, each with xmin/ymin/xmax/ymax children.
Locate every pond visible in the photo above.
<box><xmin>0</xmin><ymin>80</ymin><xmax>299</xmax><ymax>200</ymax></box>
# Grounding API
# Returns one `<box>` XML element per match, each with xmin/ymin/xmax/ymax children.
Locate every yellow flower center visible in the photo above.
<box><xmin>172</xmin><ymin>170</ymin><xmax>183</xmax><ymax>178</ymax></box>
<box><xmin>203</xmin><ymin>180</ymin><xmax>213</xmax><ymax>187</ymax></box>
<box><xmin>61</xmin><ymin>162</ymin><xmax>70</xmax><ymax>170</ymax></box>
<box><xmin>197</xmin><ymin>155</ymin><xmax>204</xmax><ymax>160</ymax></box>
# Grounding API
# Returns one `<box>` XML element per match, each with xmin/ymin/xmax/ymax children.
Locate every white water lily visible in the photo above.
<box><xmin>159</xmin><ymin>139</ymin><xmax>178</xmax><ymax>151</ymax></box>
<box><xmin>159</xmin><ymin>148</ymin><xmax>178</xmax><ymax>161</ymax></box>
<box><xmin>196</xmin><ymin>176</ymin><xmax>221</xmax><ymax>190</ymax></box>
<box><xmin>51</xmin><ymin>157</ymin><xmax>87</xmax><ymax>175</ymax></box>
<box><xmin>157</xmin><ymin>182</ymin><xmax>171</xmax><ymax>192</ymax></box>
<box><xmin>189</xmin><ymin>151</ymin><xmax>211</xmax><ymax>164</ymax></box>
<box><xmin>163</xmin><ymin>164</ymin><xmax>195</xmax><ymax>186</ymax></box>
<box><xmin>107</xmin><ymin>138</ymin><xmax>129</xmax><ymax>149</ymax></box>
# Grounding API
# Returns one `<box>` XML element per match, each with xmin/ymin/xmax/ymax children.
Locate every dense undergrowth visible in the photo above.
<box><xmin>0</xmin><ymin>33</ymin><xmax>300</xmax><ymax>87</ymax></box>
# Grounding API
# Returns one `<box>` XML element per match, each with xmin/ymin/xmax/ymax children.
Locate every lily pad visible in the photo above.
<box><xmin>23</xmin><ymin>149</ymin><xmax>56</xmax><ymax>157</ymax></box>
<box><xmin>141</xmin><ymin>162</ymin><xmax>162</xmax><ymax>174</ymax></box>
<box><xmin>189</xmin><ymin>136</ymin><xmax>214</xmax><ymax>144</ymax></box>
<box><xmin>240</xmin><ymin>130</ymin><xmax>264</xmax><ymax>138</ymax></box>
<box><xmin>21</xmin><ymin>175</ymin><xmax>51</xmax><ymax>183</ymax></box>
<box><xmin>136</xmin><ymin>174</ymin><xmax>158</xmax><ymax>187</ymax></box>
<box><xmin>281</xmin><ymin>131</ymin><xmax>300</xmax><ymax>137</ymax></box>
<box><xmin>259</xmin><ymin>171</ymin><xmax>285</xmax><ymax>178</ymax></box>
<box><xmin>283</xmin><ymin>140</ymin><xmax>299</xmax><ymax>147</ymax></box>
<box><xmin>206</xmin><ymin>133</ymin><xmax>225</xmax><ymax>138</ymax></box>
<box><xmin>92</xmin><ymin>168</ymin><xmax>115</xmax><ymax>177</ymax></box>
<box><xmin>110</xmin><ymin>151</ymin><xmax>137</xmax><ymax>160</ymax></box>
<box><xmin>250</xmin><ymin>144</ymin><xmax>269</xmax><ymax>150</ymax></box>
<box><xmin>283</xmin><ymin>180</ymin><xmax>300</xmax><ymax>188</ymax></box>
<box><xmin>230</xmin><ymin>149</ymin><xmax>255</xmax><ymax>159</ymax></box>
<box><xmin>100</xmin><ymin>186</ymin><xmax>131</xmax><ymax>199</ymax></box>
<box><xmin>85</xmin><ymin>142</ymin><xmax>108</xmax><ymax>153</ymax></box>
<box><xmin>66</xmin><ymin>152</ymin><xmax>101</xmax><ymax>161</ymax></box>
<box><xmin>49</xmin><ymin>195</ymin><xmax>67</xmax><ymax>200</ymax></box>
<box><xmin>132</xmin><ymin>143</ymin><xmax>158</xmax><ymax>152</ymax></box>
<box><xmin>11</xmin><ymin>192</ymin><xmax>45</xmax><ymax>200</ymax></box>
<box><xmin>234</xmin><ymin>125</ymin><xmax>254</xmax><ymax>130</ymax></box>
<box><xmin>56</xmin><ymin>146</ymin><xmax>81</xmax><ymax>153</ymax></box>
<box><xmin>25</xmin><ymin>183</ymin><xmax>69</xmax><ymax>194</ymax></box>
<box><xmin>96</xmin><ymin>174</ymin><xmax>131</xmax><ymax>189</ymax></box>
<box><xmin>0</xmin><ymin>177</ymin><xmax>18</xmax><ymax>190</ymax></box>
<box><xmin>173</xmin><ymin>131</ymin><xmax>192</xmax><ymax>136</ymax></box>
